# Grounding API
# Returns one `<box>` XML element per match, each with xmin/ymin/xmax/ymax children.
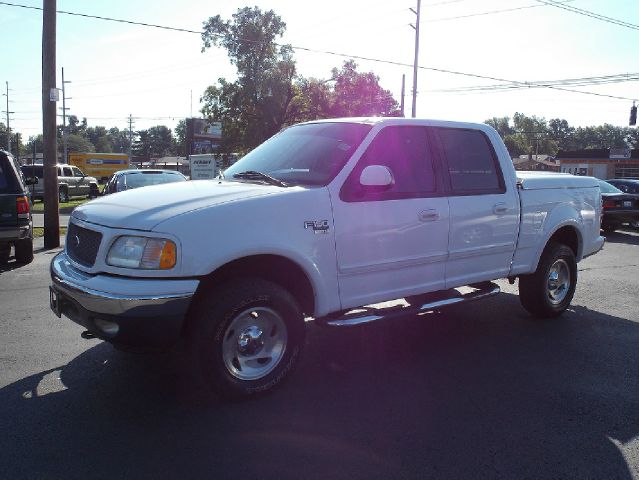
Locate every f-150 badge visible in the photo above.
<box><xmin>304</xmin><ymin>220</ymin><xmax>330</xmax><ymax>234</ymax></box>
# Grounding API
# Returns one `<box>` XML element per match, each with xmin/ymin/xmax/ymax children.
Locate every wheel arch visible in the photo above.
<box><xmin>532</xmin><ymin>224</ymin><xmax>582</xmax><ymax>272</ymax></box>
<box><xmin>188</xmin><ymin>254</ymin><xmax>316</xmax><ymax>321</ymax></box>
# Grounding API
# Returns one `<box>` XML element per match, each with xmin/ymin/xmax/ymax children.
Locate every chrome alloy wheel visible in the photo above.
<box><xmin>547</xmin><ymin>259</ymin><xmax>571</xmax><ymax>305</ymax></box>
<box><xmin>221</xmin><ymin>307</ymin><xmax>288</xmax><ymax>381</ymax></box>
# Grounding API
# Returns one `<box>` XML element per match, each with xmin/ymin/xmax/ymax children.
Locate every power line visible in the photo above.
<box><xmin>1</xmin><ymin>1</ymin><xmax>636</xmax><ymax>104</ymax></box>
<box><xmin>534</xmin><ymin>0</ymin><xmax>639</xmax><ymax>31</ymax></box>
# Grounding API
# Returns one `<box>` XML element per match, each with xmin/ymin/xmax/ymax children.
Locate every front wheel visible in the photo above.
<box><xmin>519</xmin><ymin>241</ymin><xmax>577</xmax><ymax>319</ymax></box>
<box><xmin>188</xmin><ymin>278</ymin><xmax>305</xmax><ymax>400</ymax></box>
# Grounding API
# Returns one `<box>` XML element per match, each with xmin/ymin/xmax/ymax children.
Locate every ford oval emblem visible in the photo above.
<box><xmin>74</xmin><ymin>235</ymin><xmax>81</xmax><ymax>248</ymax></box>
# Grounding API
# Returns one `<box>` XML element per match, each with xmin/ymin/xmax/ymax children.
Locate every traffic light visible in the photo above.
<box><xmin>630</xmin><ymin>103</ymin><xmax>637</xmax><ymax>126</ymax></box>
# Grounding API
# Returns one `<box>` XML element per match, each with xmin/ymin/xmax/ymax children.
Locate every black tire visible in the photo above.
<box><xmin>0</xmin><ymin>243</ymin><xmax>10</xmax><ymax>264</ymax></box>
<box><xmin>188</xmin><ymin>278</ymin><xmax>305</xmax><ymax>400</ymax></box>
<box><xmin>89</xmin><ymin>184</ymin><xmax>100</xmax><ymax>198</ymax></box>
<box><xmin>59</xmin><ymin>187</ymin><xmax>69</xmax><ymax>203</ymax></box>
<box><xmin>14</xmin><ymin>238</ymin><xmax>34</xmax><ymax>264</ymax></box>
<box><xmin>519</xmin><ymin>241</ymin><xmax>577</xmax><ymax>319</ymax></box>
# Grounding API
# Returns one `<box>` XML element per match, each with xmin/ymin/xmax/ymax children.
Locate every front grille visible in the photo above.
<box><xmin>67</xmin><ymin>222</ymin><xmax>102</xmax><ymax>267</ymax></box>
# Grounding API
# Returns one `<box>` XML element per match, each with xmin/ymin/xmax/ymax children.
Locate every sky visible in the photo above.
<box><xmin>1</xmin><ymin>0</ymin><xmax>638</xmax><ymax>141</ymax></box>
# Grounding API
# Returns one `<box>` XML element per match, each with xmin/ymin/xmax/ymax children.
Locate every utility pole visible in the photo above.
<box><xmin>3</xmin><ymin>82</ymin><xmax>14</xmax><ymax>153</ymax></box>
<box><xmin>400</xmin><ymin>74</ymin><xmax>406</xmax><ymax>117</ymax></box>
<box><xmin>42</xmin><ymin>0</ymin><xmax>59</xmax><ymax>249</ymax></box>
<box><xmin>61</xmin><ymin>67</ymin><xmax>71</xmax><ymax>164</ymax></box>
<box><xmin>128</xmin><ymin>114</ymin><xmax>134</xmax><ymax>163</ymax></box>
<box><xmin>409</xmin><ymin>0</ymin><xmax>421</xmax><ymax>118</ymax></box>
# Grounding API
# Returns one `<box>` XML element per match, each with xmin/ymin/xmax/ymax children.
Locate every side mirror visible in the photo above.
<box><xmin>360</xmin><ymin>165</ymin><xmax>394</xmax><ymax>188</ymax></box>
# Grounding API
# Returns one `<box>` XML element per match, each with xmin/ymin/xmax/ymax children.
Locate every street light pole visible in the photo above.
<box><xmin>410</xmin><ymin>0</ymin><xmax>421</xmax><ymax>118</ymax></box>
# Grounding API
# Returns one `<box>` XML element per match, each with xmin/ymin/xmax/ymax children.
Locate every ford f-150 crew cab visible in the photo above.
<box><xmin>50</xmin><ymin>118</ymin><xmax>604</xmax><ymax>399</ymax></box>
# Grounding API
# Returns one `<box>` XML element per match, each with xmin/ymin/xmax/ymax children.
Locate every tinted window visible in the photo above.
<box><xmin>224</xmin><ymin>122</ymin><xmax>373</xmax><ymax>187</ymax></box>
<box><xmin>436</xmin><ymin>128</ymin><xmax>503</xmax><ymax>193</ymax></box>
<box><xmin>342</xmin><ymin>126</ymin><xmax>436</xmax><ymax>201</ymax></box>
<box><xmin>72</xmin><ymin>167</ymin><xmax>84</xmax><ymax>177</ymax></box>
<box><xmin>63</xmin><ymin>167</ymin><xmax>73</xmax><ymax>177</ymax></box>
<box><xmin>21</xmin><ymin>165</ymin><xmax>44</xmax><ymax>178</ymax></box>
<box><xmin>0</xmin><ymin>156</ymin><xmax>19</xmax><ymax>193</ymax></box>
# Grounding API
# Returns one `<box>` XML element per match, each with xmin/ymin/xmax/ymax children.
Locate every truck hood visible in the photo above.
<box><xmin>72</xmin><ymin>180</ymin><xmax>287</xmax><ymax>230</ymax></box>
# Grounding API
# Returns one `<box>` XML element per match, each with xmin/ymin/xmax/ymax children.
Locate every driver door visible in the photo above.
<box><xmin>331</xmin><ymin>125</ymin><xmax>449</xmax><ymax>310</ymax></box>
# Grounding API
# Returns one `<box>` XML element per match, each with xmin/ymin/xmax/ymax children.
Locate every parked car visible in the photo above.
<box><xmin>50</xmin><ymin>118</ymin><xmax>605</xmax><ymax>400</ymax></box>
<box><xmin>102</xmin><ymin>169</ymin><xmax>187</xmax><ymax>195</ymax></box>
<box><xmin>606</xmin><ymin>178</ymin><xmax>639</xmax><ymax>194</ymax></box>
<box><xmin>0</xmin><ymin>150</ymin><xmax>35</xmax><ymax>264</ymax></box>
<box><xmin>598</xmin><ymin>179</ymin><xmax>639</xmax><ymax>232</ymax></box>
<box><xmin>20</xmin><ymin>163</ymin><xmax>100</xmax><ymax>202</ymax></box>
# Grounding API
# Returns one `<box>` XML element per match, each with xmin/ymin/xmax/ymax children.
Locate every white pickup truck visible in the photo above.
<box><xmin>50</xmin><ymin>118</ymin><xmax>604</xmax><ymax>399</ymax></box>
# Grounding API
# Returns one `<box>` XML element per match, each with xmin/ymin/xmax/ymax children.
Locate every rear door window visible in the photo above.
<box><xmin>0</xmin><ymin>157</ymin><xmax>19</xmax><ymax>193</ymax></box>
<box><xmin>434</xmin><ymin>128</ymin><xmax>505</xmax><ymax>195</ymax></box>
<box><xmin>63</xmin><ymin>167</ymin><xmax>73</xmax><ymax>177</ymax></box>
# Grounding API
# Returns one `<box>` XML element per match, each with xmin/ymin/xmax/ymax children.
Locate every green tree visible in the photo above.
<box><xmin>66</xmin><ymin>133</ymin><xmax>95</xmax><ymax>153</ymax></box>
<box><xmin>108</xmin><ymin>127</ymin><xmax>130</xmax><ymax>153</ymax></box>
<box><xmin>148</xmin><ymin>125</ymin><xmax>173</xmax><ymax>157</ymax></box>
<box><xmin>328</xmin><ymin>60</ymin><xmax>400</xmax><ymax>118</ymax></box>
<box><xmin>133</xmin><ymin>130</ymin><xmax>152</xmax><ymax>159</ymax></box>
<box><xmin>173</xmin><ymin>120</ymin><xmax>187</xmax><ymax>156</ymax></box>
<box><xmin>86</xmin><ymin>126</ymin><xmax>112</xmax><ymax>152</ymax></box>
<box><xmin>201</xmin><ymin>7</ymin><xmax>297</xmax><ymax>153</ymax></box>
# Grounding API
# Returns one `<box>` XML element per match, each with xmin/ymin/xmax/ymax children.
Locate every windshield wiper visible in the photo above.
<box><xmin>232</xmin><ymin>170</ymin><xmax>288</xmax><ymax>187</ymax></box>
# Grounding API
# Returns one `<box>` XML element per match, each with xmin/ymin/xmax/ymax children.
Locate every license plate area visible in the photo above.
<box><xmin>49</xmin><ymin>287</ymin><xmax>61</xmax><ymax>318</ymax></box>
<box><xmin>623</xmin><ymin>200</ymin><xmax>632</xmax><ymax>208</ymax></box>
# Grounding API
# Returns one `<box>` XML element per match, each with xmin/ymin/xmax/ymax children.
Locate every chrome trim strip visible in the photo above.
<box><xmin>338</xmin><ymin>252</ymin><xmax>449</xmax><ymax>276</ymax></box>
<box><xmin>447</xmin><ymin>243</ymin><xmax>515</xmax><ymax>261</ymax></box>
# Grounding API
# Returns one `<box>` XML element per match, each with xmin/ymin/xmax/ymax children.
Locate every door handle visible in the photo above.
<box><xmin>493</xmin><ymin>203</ymin><xmax>508</xmax><ymax>215</ymax></box>
<box><xmin>419</xmin><ymin>209</ymin><xmax>439</xmax><ymax>222</ymax></box>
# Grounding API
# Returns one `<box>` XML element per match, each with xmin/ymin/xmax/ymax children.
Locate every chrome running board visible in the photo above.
<box><xmin>319</xmin><ymin>282</ymin><xmax>501</xmax><ymax>327</ymax></box>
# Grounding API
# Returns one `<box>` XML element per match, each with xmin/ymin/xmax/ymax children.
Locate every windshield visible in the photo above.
<box><xmin>224</xmin><ymin>122</ymin><xmax>373</xmax><ymax>187</ymax></box>
<box><xmin>123</xmin><ymin>171</ymin><xmax>186</xmax><ymax>189</ymax></box>
<box><xmin>598</xmin><ymin>180</ymin><xmax>623</xmax><ymax>194</ymax></box>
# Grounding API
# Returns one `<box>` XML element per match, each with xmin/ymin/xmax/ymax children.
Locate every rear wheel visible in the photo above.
<box><xmin>14</xmin><ymin>238</ymin><xmax>34</xmax><ymax>264</ymax></box>
<box><xmin>89</xmin><ymin>184</ymin><xmax>100</xmax><ymax>198</ymax></box>
<box><xmin>188</xmin><ymin>278</ymin><xmax>305</xmax><ymax>400</ymax></box>
<box><xmin>519</xmin><ymin>241</ymin><xmax>577</xmax><ymax>319</ymax></box>
<box><xmin>58</xmin><ymin>187</ymin><xmax>69</xmax><ymax>203</ymax></box>
<box><xmin>0</xmin><ymin>243</ymin><xmax>10</xmax><ymax>264</ymax></box>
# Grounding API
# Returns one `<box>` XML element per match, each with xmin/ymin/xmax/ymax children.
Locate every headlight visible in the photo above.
<box><xmin>106</xmin><ymin>236</ymin><xmax>177</xmax><ymax>270</ymax></box>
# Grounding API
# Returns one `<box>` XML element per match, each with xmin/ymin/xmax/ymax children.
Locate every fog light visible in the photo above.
<box><xmin>94</xmin><ymin>319</ymin><xmax>120</xmax><ymax>337</ymax></box>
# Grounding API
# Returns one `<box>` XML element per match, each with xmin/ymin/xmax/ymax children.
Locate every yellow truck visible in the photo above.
<box><xmin>68</xmin><ymin>153</ymin><xmax>130</xmax><ymax>183</ymax></box>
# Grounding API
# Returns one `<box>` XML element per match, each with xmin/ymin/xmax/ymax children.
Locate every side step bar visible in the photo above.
<box><xmin>318</xmin><ymin>282</ymin><xmax>501</xmax><ymax>327</ymax></box>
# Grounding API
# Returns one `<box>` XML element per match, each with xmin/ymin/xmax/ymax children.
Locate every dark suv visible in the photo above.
<box><xmin>0</xmin><ymin>150</ymin><xmax>35</xmax><ymax>264</ymax></box>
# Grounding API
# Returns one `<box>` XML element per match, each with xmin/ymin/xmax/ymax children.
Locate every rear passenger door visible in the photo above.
<box><xmin>432</xmin><ymin>127</ymin><xmax>519</xmax><ymax>288</ymax></box>
<box><xmin>61</xmin><ymin>166</ymin><xmax>76</xmax><ymax>196</ymax></box>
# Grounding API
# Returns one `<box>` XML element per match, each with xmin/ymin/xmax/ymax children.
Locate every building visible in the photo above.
<box><xmin>512</xmin><ymin>155</ymin><xmax>560</xmax><ymax>172</ymax></box>
<box><xmin>556</xmin><ymin>148</ymin><xmax>639</xmax><ymax>179</ymax></box>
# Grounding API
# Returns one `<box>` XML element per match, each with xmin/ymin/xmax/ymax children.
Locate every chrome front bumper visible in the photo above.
<box><xmin>50</xmin><ymin>252</ymin><xmax>199</xmax><ymax>347</ymax></box>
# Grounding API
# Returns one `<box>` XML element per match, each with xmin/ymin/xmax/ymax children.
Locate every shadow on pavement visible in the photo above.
<box><xmin>604</xmin><ymin>229</ymin><xmax>639</xmax><ymax>246</ymax></box>
<box><xmin>1</xmin><ymin>293</ymin><xmax>637</xmax><ymax>479</ymax></box>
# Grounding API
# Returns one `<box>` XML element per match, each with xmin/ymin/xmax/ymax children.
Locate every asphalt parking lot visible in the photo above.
<box><xmin>0</xmin><ymin>230</ymin><xmax>637</xmax><ymax>479</ymax></box>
